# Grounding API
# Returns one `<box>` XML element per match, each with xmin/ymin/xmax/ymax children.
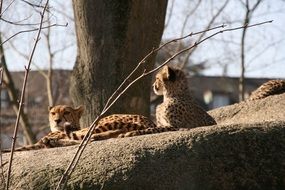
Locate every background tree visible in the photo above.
<box><xmin>239</xmin><ymin>0</ymin><xmax>263</xmax><ymax>101</ymax></box>
<box><xmin>0</xmin><ymin>35</ymin><xmax>36</xmax><ymax>144</ymax></box>
<box><xmin>70</xmin><ymin>0</ymin><xmax>168</xmax><ymax>126</ymax></box>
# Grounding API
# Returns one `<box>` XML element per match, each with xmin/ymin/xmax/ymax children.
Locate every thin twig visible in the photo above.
<box><xmin>239</xmin><ymin>0</ymin><xmax>263</xmax><ymax>101</ymax></box>
<box><xmin>180</xmin><ymin>0</ymin><xmax>230</xmax><ymax>68</ymax></box>
<box><xmin>0</xmin><ymin>67</ymin><xmax>5</xmax><ymax>188</ymax></box>
<box><xmin>5</xmin><ymin>37</ymin><xmax>48</xmax><ymax>78</ymax></box>
<box><xmin>180</xmin><ymin>0</ymin><xmax>202</xmax><ymax>37</ymax></box>
<box><xmin>0</xmin><ymin>23</ymin><xmax>68</xmax><ymax>46</ymax></box>
<box><xmin>0</xmin><ymin>0</ymin><xmax>3</xmax><ymax>18</ymax></box>
<box><xmin>56</xmin><ymin>20</ymin><xmax>272</xmax><ymax>189</ymax></box>
<box><xmin>0</xmin><ymin>16</ymin><xmax>48</xmax><ymax>26</ymax></box>
<box><xmin>5</xmin><ymin>1</ymin><xmax>49</xmax><ymax>189</ymax></box>
<box><xmin>164</xmin><ymin>0</ymin><xmax>175</xmax><ymax>28</ymax></box>
<box><xmin>20</xmin><ymin>0</ymin><xmax>46</xmax><ymax>9</ymax></box>
<box><xmin>0</xmin><ymin>0</ymin><xmax>15</xmax><ymax>18</ymax></box>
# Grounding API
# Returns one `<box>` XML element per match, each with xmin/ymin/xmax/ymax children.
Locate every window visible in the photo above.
<box><xmin>212</xmin><ymin>93</ymin><xmax>230</xmax><ymax>108</ymax></box>
<box><xmin>1</xmin><ymin>89</ymin><xmax>9</xmax><ymax>108</ymax></box>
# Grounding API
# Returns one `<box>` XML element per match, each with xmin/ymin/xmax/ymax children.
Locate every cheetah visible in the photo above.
<box><xmin>2</xmin><ymin>113</ymin><xmax>157</xmax><ymax>152</ymax></box>
<box><xmin>2</xmin><ymin>105</ymin><xmax>85</xmax><ymax>152</ymax></box>
<box><xmin>120</xmin><ymin>65</ymin><xmax>216</xmax><ymax>137</ymax></box>
<box><xmin>248</xmin><ymin>79</ymin><xmax>285</xmax><ymax>101</ymax></box>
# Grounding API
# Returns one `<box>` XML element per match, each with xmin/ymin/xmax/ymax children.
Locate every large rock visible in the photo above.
<box><xmin>209</xmin><ymin>93</ymin><xmax>285</xmax><ymax>124</ymax></box>
<box><xmin>1</xmin><ymin>94</ymin><xmax>285</xmax><ymax>190</ymax></box>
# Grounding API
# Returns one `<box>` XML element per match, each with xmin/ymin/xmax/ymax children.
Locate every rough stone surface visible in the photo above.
<box><xmin>209</xmin><ymin>93</ymin><xmax>285</xmax><ymax>125</ymax></box>
<box><xmin>1</xmin><ymin>94</ymin><xmax>285</xmax><ymax>190</ymax></box>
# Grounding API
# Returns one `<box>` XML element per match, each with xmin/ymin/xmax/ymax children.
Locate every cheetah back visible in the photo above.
<box><xmin>66</xmin><ymin>114</ymin><xmax>157</xmax><ymax>141</ymax></box>
<box><xmin>249</xmin><ymin>80</ymin><xmax>285</xmax><ymax>100</ymax></box>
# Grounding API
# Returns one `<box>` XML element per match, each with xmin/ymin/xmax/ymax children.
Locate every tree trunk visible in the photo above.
<box><xmin>70</xmin><ymin>0</ymin><xmax>168</xmax><ymax>126</ymax></box>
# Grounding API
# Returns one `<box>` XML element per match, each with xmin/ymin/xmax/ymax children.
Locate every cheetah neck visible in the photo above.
<box><xmin>163</xmin><ymin>90</ymin><xmax>193</xmax><ymax>101</ymax></box>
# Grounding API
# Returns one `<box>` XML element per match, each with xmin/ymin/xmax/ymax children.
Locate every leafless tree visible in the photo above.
<box><xmin>0</xmin><ymin>35</ymin><xmax>36</xmax><ymax>144</ymax></box>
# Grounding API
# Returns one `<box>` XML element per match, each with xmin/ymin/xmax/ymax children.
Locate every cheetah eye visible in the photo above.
<box><xmin>64</xmin><ymin>111</ymin><xmax>71</xmax><ymax>115</ymax></box>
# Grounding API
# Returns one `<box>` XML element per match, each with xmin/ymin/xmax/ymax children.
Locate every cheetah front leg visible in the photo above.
<box><xmin>90</xmin><ymin>129</ymin><xmax>127</xmax><ymax>141</ymax></box>
<box><xmin>41</xmin><ymin>135</ymin><xmax>81</xmax><ymax>147</ymax></box>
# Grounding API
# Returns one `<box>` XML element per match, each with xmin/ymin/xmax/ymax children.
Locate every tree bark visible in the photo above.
<box><xmin>70</xmin><ymin>0</ymin><xmax>168</xmax><ymax>126</ymax></box>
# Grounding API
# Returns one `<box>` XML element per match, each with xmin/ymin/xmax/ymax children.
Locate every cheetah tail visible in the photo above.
<box><xmin>119</xmin><ymin>126</ymin><xmax>178</xmax><ymax>138</ymax></box>
<box><xmin>1</xmin><ymin>143</ymin><xmax>46</xmax><ymax>153</ymax></box>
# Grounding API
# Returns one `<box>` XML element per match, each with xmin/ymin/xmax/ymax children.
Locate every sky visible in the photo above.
<box><xmin>1</xmin><ymin>0</ymin><xmax>285</xmax><ymax>78</ymax></box>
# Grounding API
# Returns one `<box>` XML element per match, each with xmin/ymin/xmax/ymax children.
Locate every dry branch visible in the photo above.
<box><xmin>0</xmin><ymin>23</ymin><xmax>67</xmax><ymax>46</ymax></box>
<box><xmin>56</xmin><ymin>20</ymin><xmax>272</xmax><ymax>189</ymax></box>
<box><xmin>180</xmin><ymin>0</ymin><xmax>230</xmax><ymax>68</ymax></box>
<box><xmin>0</xmin><ymin>2</ymin><xmax>4</xmax><ymax>184</ymax></box>
<box><xmin>0</xmin><ymin>0</ymin><xmax>15</xmax><ymax>18</ymax></box>
<box><xmin>0</xmin><ymin>67</ymin><xmax>4</xmax><ymax>187</ymax></box>
<box><xmin>0</xmin><ymin>16</ymin><xmax>48</xmax><ymax>26</ymax></box>
<box><xmin>5</xmin><ymin>1</ymin><xmax>49</xmax><ymax>189</ymax></box>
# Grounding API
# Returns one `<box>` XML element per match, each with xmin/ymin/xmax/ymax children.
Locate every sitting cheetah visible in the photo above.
<box><xmin>248</xmin><ymin>79</ymin><xmax>285</xmax><ymax>101</ymax></box>
<box><xmin>120</xmin><ymin>65</ymin><xmax>216</xmax><ymax>137</ymax></box>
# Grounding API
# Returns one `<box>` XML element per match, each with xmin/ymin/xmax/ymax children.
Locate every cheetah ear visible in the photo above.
<box><xmin>48</xmin><ymin>106</ymin><xmax>53</xmax><ymax>111</ymax></box>
<box><xmin>75</xmin><ymin>105</ymin><xmax>84</xmax><ymax>117</ymax></box>
<box><xmin>163</xmin><ymin>65</ymin><xmax>176</xmax><ymax>82</ymax></box>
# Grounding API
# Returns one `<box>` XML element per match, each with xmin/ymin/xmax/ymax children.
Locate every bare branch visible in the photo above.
<box><xmin>239</xmin><ymin>0</ymin><xmax>263</xmax><ymax>101</ymax></box>
<box><xmin>0</xmin><ymin>67</ymin><xmax>5</xmax><ymax>188</ymax></box>
<box><xmin>180</xmin><ymin>0</ymin><xmax>230</xmax><ymax>68</ymax></box>
<box><xmin>180</xmin><ymin>0</ymin><xmax>202</xmax><ymax>37</ymax></box>
<box><xmin>0</xmin><ymin>16</ymin><xmax>49</xmax><ymax>26</ymax></box>
<box><xmin>164</xmin><ymin>0</ymin><xmax>175</xmax><ymax>28</ymax></box>
<box><xmin>5</xmin><ymin>1</ymin><xmax>50</xmax><ymax>189</ymax></box>
<box><xmin>0</xmin><ymin>2</ymin><xmax>3</xmax><ymax>184</ymax></box>
<box><xmin>51</xmin><ymin>1</ymin><xmax>74</xmax><ymax>21</ymax></box>
<box><xmin>56</xmin><ymin>20</ymin><xmax>272</xmax><ymax>189</ymax></box>
<box><xmin>0</xmin><ymin>0</ymin><xmax>15</xmax><ymax>18</ymax></box>
<box><xmin>45</xmin><ymin>9</ymin><xmax>54</xmax><ymax>106</ymax></box>
<box><xmin>20</xmin><ymin>0</ymin><xmax>46</xmax><ymax>9</ymax></box>
<box><xmin>4</xmin><ymin>36</ymin><xmax>48</xmax><ymax>78</ymax></box>
<box><xmin>0</xmin><ymin>22</ymin><xmax>68</xmax><ymax>46</ymax></box>
<box><xmin>0</xmin><ymin>0</ymin><xmax>3</xmax><ymax>18</ymax></box>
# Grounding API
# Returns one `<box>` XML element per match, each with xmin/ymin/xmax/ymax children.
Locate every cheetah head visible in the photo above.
<box><xmin>153</xmin><ymin>65</ymin><xmax>188</xmax><ymax>96</ymax></box>
<box><xmin>48</xmin><ymin>105</ymin><xmax>84</xmax><ymax>132</ymax></box>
